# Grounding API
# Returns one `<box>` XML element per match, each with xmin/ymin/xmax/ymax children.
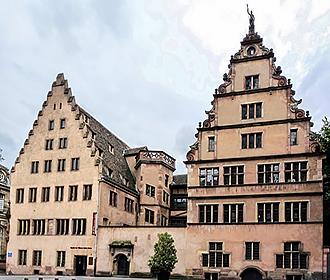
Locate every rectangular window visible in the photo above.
<box><xmin>55</xmin><ymin>219</ymin><xmax>69</xmax><ymax>235</ymax></box>
<box><xmin>45</xmin><ymin>139</ymin><xmax>53</xmax><ymax>150</ymax></box>
<box><xmin>257</xmin><ymin>164</ymin><xmax>280</xmax><ymax>184</ymax></box>
<box><xmin>41</xmin><ymin>187</ymin><xmax>50</xmax><ymax>202</ymax></box>
<box><xmin>49</xmin><ymin>120</ymin><xmax>54</xmax><ymax>130</ymax></box>
<box><xmin>172</xmin><ymin>197</ymin><xmax>187</xmax><ymax>209</ymax></box>
<box><xmin>18</xmin><ymin>250</ymin><xmax>27</xmax><ymax>265</ymax></box>
<box><xmin>57</xmin><ymin>251</ymin><xmax>66</xmax><ymax>267</ymax></box>
<box><xmin>276</xmin><ymin>242</ymin><xmax>308</xmax><ymax>269</ymax></box>
<box><xmin>124</xmin><ymin>197</ymin><xmax>134</xmax><ymax>213</ymax></box>
<box><xmin>60</xmin><ymin>118</ymin><xmax>66</xmax><ymax>129</ymax></box>
<box><xmin>72</xmin><ymin>218</ymin><xmax>87</xmax><ymax>235</ymax></box>
<box><xmin>161</xmin><ymin>215</ymin><xmax>168</xmax><ymax>226</ymax></box>
<box><xmin>71</xmin><ymin>157</ymin><xmax>80</xmax><ymax>171</ymax></box>
<box><xmin>57</xmin><ymin>159</ymin><xmax>66</xmax><ymax>172</ymax></box>
<box><xmin>16</xmin><ymin>188</ymin><xmax>24</xmax><ymax>203</ymax></box>
<box><xmin>284</xmin><ymin>162</ymin><xmax>307</xmax><ymax>182</ymax></box>
<box><xmin>290</xmin><ymin>129</ymin><xmax>298</xmax><ymax>146</ymax></box>
<box><xmin>257</xmin><ymin>203</ymin><xmax>279</xmax><ymax>223</ymax></box>
<box><xmin>83</xmin><ymin>184</ymin><xmax>92</xmax><ymax>200</ymax></box>
<box><xmin>146</xmin><ymin>184</ymin><xmax>155</xmax><ymax>197</ymax></box>
<box><xmin>199</xmin><ymin>205</ymin><xmax>218</xmax><ymax>223</ymax></box>
<box><xmin>59</xmin><ymin>137</ymin><xmax>68</xmax><ymax>149</ymax></box>
<box><xmin>109</xmin><ymin>191</ymin><xmax>117</xmax><ymax>207</ymax></box>
<box><xmin>18</xmin><ymin>219</ymin><xmax>30</xmax><ymax>235</ymax></box>
<box><xmin>245</xmin><ymin>242</ymin><xmax>260</xmax><ymax>260</ymax></box>
<box><xmin>109</xmin><ymin>144</ymin><xmax>114</xmax><ymax>154</ymax></box>
<box><xmin>285</xmin><ymin>202</ymin><xmax>308</xmax><ymax>222</ymax></box>
<box><xmin>32</xmin><ymin>219</ymin><xmax>45</xmax><ymax>235</ymax></box>
<box><xmin>208</xmin><ymin>136</ymin><xmax>216</xmax><ymax>152</ymax></box>
<box><xmin>223</xmin><ymin>166</ymin><xmax>244</xmax><ymax>185</ymax></box>
<box><xmin>165</xmin><ymin>174</ymin><xmax>169</xmax><ymax>188</ymax></box>
<box><xmin>163</xmin><ymin>191</ymin><xmax>169</xmax><ymax>205</ymax></box>
<box><xmin>55</xmin><ymin>186</ymin><xmax>64</xmax><ymax>202</ymax></box>
<box><xmin>0</xmin><ymin>194</ymin><xmax>4</xmax><ymax>211</ymax></box>
<box><xmin>242</xmin><ymin>102</ymin><xmax>263</xmax><ymax>119</ymax></box>
<box><xmin>242</xmin><ymin>133</ymin><xmax>262</xmax><ymax>149</ymax></box>
<box><xmin>145</xmin><ymin>208</ymin><xmax>155</xmax><ymax>224</ymax></box>
<box><xmin>29</xmin><ymin>188</ymin><xmax>37</xmax><ymax>203</ymax></box>
<box><xmin>32</xmin><ymin>250</ymin><xmax>42</xmax><ymax>266</ymax></box>
<box><xmin>69</xmin><ymin>185</ymin><xmax>78</xmax><ymax>201</ymax></box>
<box><xmin>31</xmin><ymin>161</ymin><xmax>39</xmax><ymax>174</ymax></box>
<box><xmin>245</xmin><ymin>75</ymin><xmax>259</xmax><ymax>90</ymax></box>
<box><xmin>205</xmin><ymin>273</ymin><xmax>219</xmax><ymax>280</ymax></box>
<box><xmin>286</xmin><ymin>276</ymin><xmax>302</xmax><ymax>280</ymax></box>
<box><xmin>44</xmin><ymin>160</ymin><xmax>52</xmax><ymax>173</ymax></box>
<box><xmin>223</xmin><ymin>204</ymin><xmax>244</xmax><ymax>223</ymax></box>
<box><xmin>199</xmin><ymin>168</ymin><xmax>219</xmax><ymax>186</ymax></box>
<box><xmin>202</xmin><ymin>242</ymin><xmax>230</xmax><ymax>268</ymax></box>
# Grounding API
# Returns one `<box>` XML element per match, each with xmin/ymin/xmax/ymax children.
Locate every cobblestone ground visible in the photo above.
<box><xmin>0</xmin><ymin>276</ymin><xmax>155</xmax><ymax>280</ymax></box>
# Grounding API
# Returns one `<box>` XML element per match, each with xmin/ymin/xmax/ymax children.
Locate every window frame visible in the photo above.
<box><xmin>223</xmin><ymin>165</ymin><xmax>244</xmax><ymax>185</ymax></box>
<box><xmin>198</xmin><ymin>204</ymin><xmax>219</xmax><ymax>224</ymax></box>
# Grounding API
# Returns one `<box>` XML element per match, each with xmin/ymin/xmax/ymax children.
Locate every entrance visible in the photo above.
<box><xmin>117</xmin><ymin>254</ymin><xmax>129</xmax><ymax>275</ymax></box>
<box><xmin>74</xmin><ymin>255</ymin><xmax>87</xmax><ymax>276</ymax></box>
<box><xmin>241</xmin><ymin>268</ymin><xmax>263</xmax><ymax>280</ymax></box>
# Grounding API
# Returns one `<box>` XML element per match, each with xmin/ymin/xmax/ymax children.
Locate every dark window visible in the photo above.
<box><xmin>172</xmin><ymin>197</ymin><xmax>187</xmax><ymax>209</ymax></box>
<box><xmin>16</xmin><ymin>188</ymin><xmax>24</xmax><ymax>203</ymax></box>
<box><xmin>59</xmin><ymin>137</ymin><xmax>68</xmax><ymax>149</ymax></box>
<box><xmin>290</xmin><ymin>129</ymin><xmax>298</xmax><ymax>146</ymax></box>
<box><xmin>205</xmin><ymin>273</ymin><xmax>219</xmax><ymax>280</ymax></box>
<box><xmin>56</xmin><ymin>251</ymin><xmax>66</xmax><ymax>267</ymax></box>
<box><xmin>44</xmin><ymin>160</ymin><xmax>52</xmax><ymax>173</ymax></box>
<box><xmin>257</xmin><ymin>164</ymin><xmax>280</xmax><ymax>184</ymax></box>
<box><xmin>284</xmin><ymin>162</ymin><xmax>307</xmax><ymax>182</ymax></box>
<box><xmin>245</xmin><ymin>75</ymin><xmax>259</xmax><ymax>90</ymax></box>
<box><xmin>57</xmin><ymin>159</ymin><xmax>66</xmax><ymax>172</ymax></box>
<box><xmin>199</xmin><ymin>168</ymin><xmax>219</xmax><ymax>186</ymax></box>
<box><xmin>163</xmin><ymin>191</ymin><xmax>169</xmax><ymax>204</ymax></box>
<box><xmin>208</xmin><ymin>136</ymin><xmax>216</xmax><ymax>152</ymax></box>
<box><xmin>109</xmin><ymin>191</ymin><xmax>117</xmax><ymax>207</ymax></box>
<box><xmin>277</xmin><ymin>242</ymin><xmax>308</xmax><ymax>269</ymax></box>
<box><xmin>241</xmin><ymin>103</ymin><xmax>262</xmax><ymax>119</ymax></box>
<box><xmin>257</xmin><ymin>203</ymin><xmax>279</xmax><ymax>223</ymax></box>
<box><xmin>55</xmin><ymin>186</ymin><xmax>64</xmax><ymax>202</ymax></box>
<box><xmin>32</xmin><ymin>250</ymin><xmax>42</xmax><ymax>266</ymax></box>
<box><xmin>242</xmin><ymin>104</ymin><xmax>248</xmax><ymax>119</ymax></box>
<box><xmin>49</xmin><ymin>120</ymin><xmax>54</xmax><ymax>130</ymax></box>
<box><xmin>145</xmin><ymin>208</ymin><xmax>155</xmax><ymax>224</ymax></box>
<box><xmin>245</xmin><ymin>242</ymin><xmax>260</xmax><ymax>260</ymax></box>
<box><xmin>199</xmin><ymin>205</ymin><xmax>218</xmax><ymax>223</ymax></box>
<box><xmin>146</xmin><ymin>185</ymin><xmax>155</xmax><ymax>197</ymax></box>
<box><xmin>29</xmin><ymin>188</ymin><xmax>37</xmax><ymax>203</ymax></box>
<box><xmin>72</xmin><ymin>218</ymin><xmax>86</xmax><ymax>235</ymax></box>
<box><xmin>165</xmin><ymin>174</ymin><xmax>169</xmax><ymax>188</ymax></box>
<box><xmin>161</xmin><ymin>215</ymin><xmax>168</xmax><ymax>226</ymax></box>
<box><xmin>202</xmin><ymin>242</ymin><xmax>229</xmax><ymax>268</ymax></box>
<box><xmin>60</xmin><ymin>118</ymin><xmax>66</xmax><ymax>129</ymax></box>
<box><xmin>125</xmin><ymin>197</ymin><xmax>134</xmax><ymax>213</ymax></box>
<box><xmin>69</xmin><ymin>185</ymin><xmax>78</xmax><ymax>201</ymax></box>
<box><xmin>31</xmin><ymin>161</ymin><xmax>39</xmax><ymax>174</ymax></box>
<box><xmin>45</xmin><ymin>139</ymin><xmax>53</xmax><ymax>150</ymax></box>
<box><xmin>18</xmin><ymin>250</ymin><xmax>27</xmax><ymax>265</ymax></box>
<box><xmin>285</xmin><ymin>202</ymin><xmax>308</xmax><ymax>222</ymax></box>
<box><xmin>83</xmin><ymin>184</ymin><xmax>92</xmax><ymax>200</ymax></box>
<box><xmin>71</xmin><ymin>158</ymin><xmax>79</xmax><ymax>171</ymax></box>
<box><xmin>18</xmin><ymin>219</ymin><xmax>30</xmax><ymax>235</ymax></box>
<box><xmin>223</xmin><ymin>166</ymin><xmax>244</xmax><ymax>185</ymax></box>
<box><xmin>41</xmin><ymin>187</ymin><xmax>50</xmax><ymax>202</ymax></box>
<box><xmin>56</xmin><ymin>219</ymin><xmax>69</xmax><ymax>235</ymax></box>
<box><xmin>242</xmin><ymin>133</ymin><xmax>262</xmax><ymax>149</ymax></box>
<box><xmin>223</xmin><ymin>204</ymin><xmax>244</xmax><ymax>223</ymax></box>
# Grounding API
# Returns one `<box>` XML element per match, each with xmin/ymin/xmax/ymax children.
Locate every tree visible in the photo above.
<box><xmin>148</xmin><ymin>232</ymin><xmax>178</xmax><ymax>280</ymax></box>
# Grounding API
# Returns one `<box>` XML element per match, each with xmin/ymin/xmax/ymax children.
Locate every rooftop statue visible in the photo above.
<box><xmin>247</xmin><ymin>4</ymin><xmax>255</xmax><ymax>34</ymax></box>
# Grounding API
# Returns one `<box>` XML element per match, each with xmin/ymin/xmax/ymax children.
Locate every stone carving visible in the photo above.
<box><xmin>218</xmin><ymin>73</ymin><xmax>232</xmax><ymax>94</ymax></box>
<box><xmin>186</xmin><ymin>141</ymin><xmax>199</xmax><ymax>161</ymax></box>
<box><xmin>247</xmin><ymin>4</ymin><xmax>255</xmax><ymax>34</ymax></box>
<box><xmin>272</xmin><ymin>61</ymin><xmax>288</xmax><ymax>86</ymax></box>
<box><xmin>203</xmin><ymin>101</ymin><xmax>216</xmax><ymax>128</ymax></box>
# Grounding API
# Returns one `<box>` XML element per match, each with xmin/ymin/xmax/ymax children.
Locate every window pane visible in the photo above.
<box><xmin>256</xmin><ymin>103</ymin><xmax>262</xmax><ymax>118</ymax></box>
<box><xmin>249</xmin><ymin>134</ymin><xmax>254</xmax><ymax>148</ymax></box>
<box><xmin>256</xmin><ymin>133</ymin><xmax>262</xmax><ymax>148</ymax></box>
<box><xmin>242</xmin><ymin>105</ymin><xmax>247</xmax><ymax>119</ymax></box>
<box><xmin>249</xmin><ymin>104</ymin><xmax>254</xmax><ymax>119</ymax></box>
<box><xmin>242</xmin><ymin>135</ymin><xmax>247</xmax><ymax>149</ymax></box>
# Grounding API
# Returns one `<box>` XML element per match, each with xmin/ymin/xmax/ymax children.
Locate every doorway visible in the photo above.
<box><xmin>117</xmin><ymin>254</ymin><xmax>129</xmax><ymax>275</ymax></box>
<box><xmin>241</xmin><ymin>268</ymin><xmax>263</xmax><ymax>280</ymax></box>
<box><xmin>74</xmin><ymin>255</ymin><xmax>87</xmax><ymax>276</ymax></box>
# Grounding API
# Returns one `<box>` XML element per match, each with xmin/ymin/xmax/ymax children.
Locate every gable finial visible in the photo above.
<box><xmin>246</xmin><ymin>4</ymin><xmax>255</xmax><ymax>34</ymax></box>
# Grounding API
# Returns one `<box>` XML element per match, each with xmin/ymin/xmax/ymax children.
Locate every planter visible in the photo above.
<box><xmin>157</xmin><ymin>270</ymin><xmax>170</xmax><ymax>280</ymax></box>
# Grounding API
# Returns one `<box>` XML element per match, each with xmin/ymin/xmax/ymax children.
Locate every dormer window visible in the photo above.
<box><xmin>245</xmin><ymin>75</ymin><xmax>259</xmax><ymax>90</ymax></box>
<box><xmin>109</xmin><ymin>144</ymin><xmax>114</xmax><ymax>154</ymax></box>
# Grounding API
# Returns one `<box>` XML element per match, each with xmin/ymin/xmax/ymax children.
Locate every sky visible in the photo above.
<box><xmin>0</xmin><ymin>0</ymin><xmax>330</xmax><ymax>174</ymax></box>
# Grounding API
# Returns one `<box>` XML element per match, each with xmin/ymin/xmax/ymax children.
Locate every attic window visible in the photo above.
<box><xmin>91</xmin><ymin>132</ymin><xmax>96</xmax><ymax>140</ymax></box>
<box><xmin>105</xmin><ymin>167</ymin><xmax>113</xmax><ymax>177</ymax></box>
<box><xmin>109</xmin><ymin>144</ymin><xmax>114</xmax><ymax>154</ymax></box>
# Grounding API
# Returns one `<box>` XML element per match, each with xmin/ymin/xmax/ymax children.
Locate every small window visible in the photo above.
<box><xmin>124</xmin><ymin>197</ymin><xmax>134</xmax><ymax>213</ymax></box>
<box><xmin>146</xmin><ymin>185</ymin><xmax>155</xmax><ymax>197</ymax></box>
<box><xmin>290</xmin><ymin>129</ymin><xmax>298</xmax><ymax>146</ymax></box>
<box><xmin>49</xmin><ymin>120</ymin><xmax>55</xmax><ymax>130</ymax></box>
<box><xmin>72</xmin><ymin>218</ymin><xmax>86</xmax><ymax>235</ymax></box>
<box><xmin>145</xmin><ymin>208</ymin><xmax>155</xmax><ymax>224</ymax></box>
<box><xmin>31</xmin><ymin>161</ymin><xmax>39</xmax><ymax>174</ymax></box>
<box><xmin>208</xmin><ymin>136</ymin><xmax>216</xmax><ymax>152</ymax></box>
<box><xmin>163</xmin><ymin>191</ymin><xmax>169</xmax><ymax>205</ymax></box>
<box><xmin>109</xmin><ymin>144</ymin><xmax>114</xmax><ymax>154</ymax></box>
<box><xmin>45</xmin><ymin>139</ymin><xmax>53</xmax><ymax>150</ymax></box>
<box><xmin>245</xmin><ymin>242</ymin><xmax>260</xmax><ymax>260</ymax></box>
<box><xmin>56</xmin><ymin>251</ymin><xmax>66</xmax><ymax>267</ymax></box>
<box><xmin>55</xmin><ymin>219</ymin><xmax>69</xmax><ymax>235</ymax></box>
<box><xmin>29</xmin><ymin>188</ymin><xmax>37</xmax><ymax>203</ymax></box>
<box><xmin>245</xmin><ymin>75</ymin><xmax>259</xmax><ymax>90</ymax></box>
<box><xmin>60</xmin><ymin>118</ymin><xmax>66</xmax><ymax>129</ymax></box>
<box><xmin>71</xmin><ymin>158</ymin><xmax>80</xmax><ymax>171</ymax></box>
<box><xmin>83</xmin><ymin>184</ymin><xmax>92</xmax><ymax>200</ymax></box>
<box><xmin>44</xmin><ymin>160</ymin><xmax>52</xmax><ymax>173</ymax></box>
<box><xmin>55</xmin><ymin>186</ymin><xmax>64</xmax><ymax>202</ymax></box>
<box><xmin>242</xmin><ymin>133</ymin><xmax>262</xmax><ymax>149</ymax></box>
<box><xmin>165</xmin><ymin>174</ymin><xmax>169</xmax><ymax>188</ymax></box>
<box><xmin>109</xmin><ymin>191</ymin><xmax>117</xmax><ymax>207</ymax></box>
<box><xmin>69</xmin><ymin>185</ymin><xmax>78</xmax><ymax>201</ymax></box>
<box><xmin>41</xmin><ymin>187</ymin><xmax>50</xmax><ymax>202</ymax></box>
<box><xmin>16</xmin><ymin>188</ymin><xmax>24</xmax><ymax>203</ymax></box>
<box><xmin>32</xmin><ymin>250</ymin><xmax>42</xmax><ymax>266</ymax></box>
<box><xmin>59</xmin><ymin>137</ymin><xmax>68</xmax><ymax>149</ymax></box>
<box><xmin>247</xmin><ymin>46</ymin><xmax>256</xmax><ymax>56</ymax></box>
<box><xmin>18</xmin><ymin>250</ymin><xmax>27</xmax><ymax>265</ymax></box>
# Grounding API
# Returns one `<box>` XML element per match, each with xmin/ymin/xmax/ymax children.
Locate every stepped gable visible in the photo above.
<box><xmin>78</xmin><ymin>106</ymin><xmax>137</xmax><ymax>192</ymax></box>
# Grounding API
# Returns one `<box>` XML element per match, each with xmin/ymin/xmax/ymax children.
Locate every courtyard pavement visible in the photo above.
<box><xmin>0</xmin><ymin>276</ymin><xmax>156</xmax><ymax>280</ymax></box>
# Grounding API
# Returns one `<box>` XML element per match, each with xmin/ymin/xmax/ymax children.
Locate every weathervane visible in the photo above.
<box><xmin>246</xmin><ymin>4</ymin><xmax>255</xmax><ymax>34</ymax></box>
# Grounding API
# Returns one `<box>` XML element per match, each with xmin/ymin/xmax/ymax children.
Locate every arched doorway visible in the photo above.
<box><xmin>241</xmin><ymin>268</ymin><xmax>263</xmax><ymax>280</ymax></box>
<box><xmin>117</xmin><ymin>254</ymin><xmax>129</xmax><ymax>275</ymax></box>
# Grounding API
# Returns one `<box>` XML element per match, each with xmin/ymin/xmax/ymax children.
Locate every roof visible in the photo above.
<box><xmin>172</xmin><ymin>174</ymin><xmax>187</xmax><ymax>185</ymax></box>
<box><xmin>78</xmin><ymin>106</ymin><xmax>136</xmax><ymax>192</ymax></box>
<box><xmin>123</xmin><ymin>146</ymin><xmax>148</xmax><ymax>157</ymax></box>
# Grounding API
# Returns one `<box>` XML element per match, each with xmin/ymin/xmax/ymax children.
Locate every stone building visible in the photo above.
<box><xmin>7</xmin><ymin>13</ymin><xmax>324</xmax><ymax>280</ymax></box>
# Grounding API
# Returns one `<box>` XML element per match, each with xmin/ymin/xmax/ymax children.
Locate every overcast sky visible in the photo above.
<box><xmin>1</xmin><ymin>0</ymin><xmax>330</xmax><ymax>174</ymax></box>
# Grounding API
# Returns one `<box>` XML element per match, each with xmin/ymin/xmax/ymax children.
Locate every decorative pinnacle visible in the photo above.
<box><xmin>246</xmin><ymin>4</ymin><xmax>255</xmax><ymax>34</ymax></box>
